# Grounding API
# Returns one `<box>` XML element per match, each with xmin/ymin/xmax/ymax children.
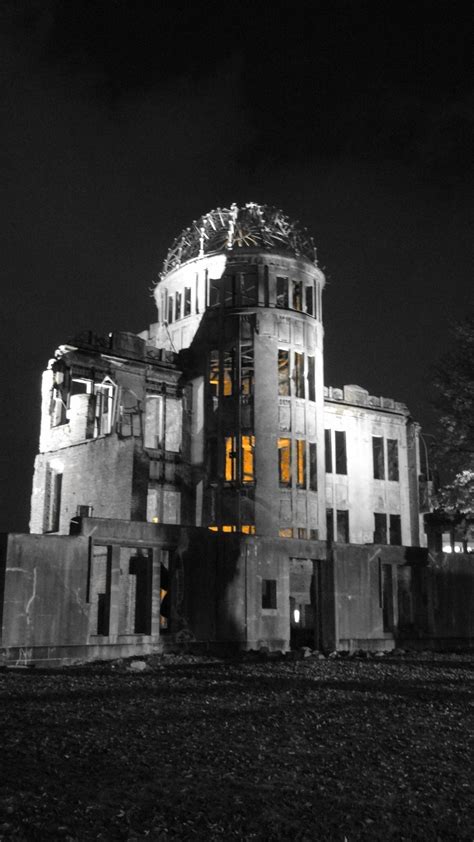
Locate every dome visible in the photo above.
<box><xmin>162</xmin><ymin>202</ymin><xmax>317</xmax><ymax>276</ymax></box>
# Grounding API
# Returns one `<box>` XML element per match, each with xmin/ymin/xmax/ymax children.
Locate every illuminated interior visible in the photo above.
<box><xmin>278</xmin><ymin>438</ymin><xmax>291</xmax><ymax>486</ymax></box>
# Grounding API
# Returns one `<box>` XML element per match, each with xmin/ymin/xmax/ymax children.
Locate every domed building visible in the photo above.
<box><xmin>13</xmin><ymin>203</ymin><xmax>439</xmax><ymax>663</ymax></box>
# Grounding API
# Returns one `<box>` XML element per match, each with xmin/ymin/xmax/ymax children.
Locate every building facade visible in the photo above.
<box><xmin>5</xmin><ymin>203</ymin><xmax>459</xmax><ymax>665</ymax></box>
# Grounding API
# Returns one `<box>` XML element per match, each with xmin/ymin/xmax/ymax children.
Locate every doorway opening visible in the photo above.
<box><xmin>289</xmin><ymin>558</ymin><xmax>322</xmax><ymax>649</ymax></box>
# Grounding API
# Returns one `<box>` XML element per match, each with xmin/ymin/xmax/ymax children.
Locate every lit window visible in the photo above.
<box><xmin>373</xmin><ymin>436</ymin><xmax>384</xmax><ymax>479</ymax></box>
<box><xmin>279</xmin><ymin>528</ymin><xmax>294</xmax><ymax>538</ymax></box>
<box><xmin>209</xmin><ymin>350</ymin><xmax>219</xmax><ymax>397</ymax></box>
<box><xmin>242</xmin><ymin>435</ymin><xmax>255</xmax><ymax>484</ymax></box>
<box><xmin>296</xmin><ymin>440</ymin><xmax>306</xmax><ymax>488</ymax></box>
<box><xmin>222</xmin><ymin>525</ymin><xmax>237</xmax><ymax>532</ymax></box>
<box><xmin>225</xmin><ymin>437</ymin><xmax>237</xmax><ymax>482</ymax></box>
<box><xmin>278</xmin><ymin>438</ymin><xmax>291</xmax><ymax>487</ymax></box>
<box><xmin>276</xmin><ymin>276</ymin><xmax>289</xmax><ymax>308</ymax></box>
<box><xmin>241</xmin><ymin>525</ymin><xmax>256</xmax><ymax>534</ymax></box>
<box><xmin>388</xmin><ymin>439</ymin><xmax>399</xmax><ymax>481</ymax></box>
<box><xmin>307</xmin><ymin>356</ymin><xmax>315</xmax><ymax>402</ymax></box>
<box><xmin>278</xmin><ymin>350</ymin><xmax>290</xmax><ymax>396</ymax></box>
<box><xmin>309</xmin><ymin>443</ymin><xmax>317</xmax><ymax>490</ymax></box>
<box><xmin>184</xmin><ymin>287</ymin><xmax>191</xmax><ymax>316</ymax></box>
<box><xmin>294</xmin><ymin>352</ymin><xmax>305</xmax><ymax>398</ymax></box>
<box><xmin>262</xmin><ymin>579</ymin><xmax>277</xmax><ymax>609</ymax></box>
<box><xmin>292</xmin><ymin>280</ymin><xmax>303</xmax><ymax>311</ymax></box>
<box><xmin>222</xmin><ymin>350</ymin><xmax>233</xmax><ymax>396</ymax></box>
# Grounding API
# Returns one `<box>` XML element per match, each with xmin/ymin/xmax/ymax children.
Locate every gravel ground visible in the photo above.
<box><xmin>0</xmin><ymin>652</ymin><xmax>473</xmax><ymax>841</ymax></box>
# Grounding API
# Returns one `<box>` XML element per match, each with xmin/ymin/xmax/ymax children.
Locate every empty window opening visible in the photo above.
<box><xmin>175</xmin><ymin>291</ymin><xmax>182</xmax><ymax>321</ymax></box>
<box><xmin>262</xmin><ymin>579</ymin><xmax>277</xmax><ymax>609</ymax></box>
<box><xmin>167</xmin><ymin>296</ymin><xmax>174</xmax><ymax>324</ymax></box>
<box><xmin>326</xmin><ymin>508</ymin><xmax>334</xmax><ymax>542</ymax></box>
<box><xmin>241</xmin><ymin>344</ymin><xmax>254</xmax><ymax>396</ymax></box>
<box><xmin>296</xmin><ymin>439</ymin><xmax>306</xmax><ymax>488</ymax></box>
<box><xmin>94</xmin><ymin>381</ymin><xmax>114</xmax><ymax>436</ymax></box>
<box><xmin>374</xmin><ymin>513</ymin><xmax>388</xmax><ymax>543</ymax></box>
<box><xmin>305</xmin><ymin>284</ymin><xmax>314</xmax><ymax>316</ymax></box>
<box><xmin>324</xmin><ymin>429</ymin><xmax>332</xmax><ymax>473</ymax></box>
<box><xmin>184</xmin><ymin>286</ymin><xmax>192</xmax><ymax>316</ymax></box>
<box><xmin>381</xmin><ymin>563</ymin><xmax>394</xmax><ymax>632</ymax></box>
<box><xmin>387</xmin><ymin>439</ymin><xmax>399</xmax><ymax>481</ymax></box>
<box><xmin>144</xmin><ymin>395</ymin><xmax>164</xmax><ymax>449</ymax></box>
<box><xmin>209</xmin><ymin>350</ymin><xmax>219</xmax><ymax>397</ymax></box>
<box><xmin>336</xmin><ymin>510</ymin><xmax>349</xmax><ymax>543</ymax></box>
<box><xmin>91</xmin><ymin>546</ymin><xmax>112</xmax><ymax>636</ymax></box>
<box><xmin>209</xmin><ymin>279</ymin><xmax>220</xmax><ymax>307</ymax></box>
<box><xmin>292</xmin><ymin>280</ymin><xmax>303</xmax><ymax>311</ymax></box>
<box><xmin>373</xmin><ymin>436</ymin><xmax>385</xmax><ymax>479</ymax></box>
<box><xmin>278</xmin><ymin>350</ymin><xmax>290</xmax><ymax>396</ymax></box>
<box><xmin>278</xmin><ymin>438</ymin><xmax>291</xmax><ymax>486</ymax></box>
<box><xmin>389</xmin><ymin>514</ymin><xmax>402</xmax><ymax>545</ymax></box>
<box><xmin>335</xmin><ymin>431</ymin><xmax>347</xmax><ymax>475</ymax></box>
<box><xmin>309</xmin><ymin>443</ymin><xmax>317</xmax><ymax>490</ymax></box>
<box><xmin>307</xmin><ymin>355</ymin><xmax>315</xmax><ymax>402</ymax></box>
<box><xmin>240</xmin><ymin>273</ymin><xmax>257</xmax><ymax>305</ymax></box>
<box><xmin>294</xmin><ymin>352</ymin><xmax>305</xmax><ymax>398</ymax></box>
<box><xmin>276</xmin><ymin>276</ymin><xmax>289</xmax><ymax>308</ymax></box>
<box><xmin>129</xmin><ymin>551</ymin><xmax>152</xmax><ymax>635</ymax></box>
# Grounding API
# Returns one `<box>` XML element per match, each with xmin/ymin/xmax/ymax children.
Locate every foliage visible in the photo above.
<box><xmin>432</xmin><ymin>313</ymin><xmax>474</xmax><ymax>516</ymax></box>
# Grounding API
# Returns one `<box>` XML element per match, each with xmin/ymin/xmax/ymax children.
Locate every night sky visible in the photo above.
<box><xmin>1</xmin><ymin>0</ymin><xmax>473</xmax><ymax>532</ymax></box>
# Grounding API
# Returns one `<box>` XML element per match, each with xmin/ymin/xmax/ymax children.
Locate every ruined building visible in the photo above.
<box><xmin>2</xmin><ymin>204</ymin><xmax>473</xmax><ymax>664</ymax></box>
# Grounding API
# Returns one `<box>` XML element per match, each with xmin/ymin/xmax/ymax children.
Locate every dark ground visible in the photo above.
<box><xmin>0</xmin><ymin>652</ymin><xmax>473</xmax><ymax>841</ymax></box>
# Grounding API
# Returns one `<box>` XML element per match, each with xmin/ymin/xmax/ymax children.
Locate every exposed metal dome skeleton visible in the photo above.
<box><xmin>161</xmin><ymin>202</ymin><xmax>317</xmax><ymax>276</ymax></box>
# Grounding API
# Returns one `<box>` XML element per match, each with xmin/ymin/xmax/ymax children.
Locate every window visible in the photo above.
<box><xmin>292</xmin><ymin>280</ymin><xmax>303</xmax><ymax>311</ymax></box>
<box><xmin>335</xmin><ymin>431</ymin><xmax>347</xmax><ymax>475</ymax></box>
<box><xmin>326</xmin><ymin>508</ymin><xmax>334</xmax><ymax>542</ymax></box>
<box><xmin>278</xmin><ymin>350</ymin><xmax>290</xmax><ymax>396</ymax></box>
<box><xmin>307</xmin><ymin>356</ymin><xmax>315</xmax><ymax>402</ymax></box>
<box><xmin>374</xmin><ymin>513</ymin><xmax>388</xmax><ymax>544</ymax></box>
<box><xmin>241</xmin><ymin>344</ymin><xmax>254</xmax><ymax>396</ymax></box>
<box><xmin>91</xmin><ymin>546</ymin><xmax>112</xmax><ymax>636</ymax></box>
<box><xmin>294</xmin><ymin>352</ymin><xmax>305</xmax><ymax>398</ymax></box>
<box><xmin>167</xmin><ymin>296</ymin><xmax>174</xmax><ymax>324</ymax></box>
<box><xmin>278</xmin><ymin>438</ymin><xmax>291</xmax><ymax>486</ymax></box>
<box><xmin>94</xmin><ymin>382</ymin><xmax>114</xmax><ymax>436</ymax></box>
<box><xmin>373</xmin><ymin>436</ymin><xmax>384</xmax><ymax>479</ymax></box>
<box><xmin>389</xmin><ymin>514</ymin><xmax>402</xmax><ymax>545</ymax></box>
<box><xmin>296</xmin><ymin>440</ymin><xmax>306</xmax><ymax>488</ymax></box>
<box><xmin>240</xmin><ymin>273</ymin><xmax>257</xmax><ymax>305</ymax></box>
<box><xmin>46</xmin><ymin>468</ymin><xmax>62</xmax><ymax>532</ymax></box>
<box><xmin>209</xmin><ymin>279</ymin><xmax>220</xmax><ymax>307</ymax></box>
<box><xmin>175</xmin><ymin>291</ymin><xmax>182</xmax><ymax>321</ymax></box>
<box><xmin>262</xmin><ymin>579</ymin><xmax>277</xmax><ymax>609</ymax></box>
<box><xmin>224</xmin><ymin>274</ymin><xmax>235</xmax><ymax>307</ymax></box>
<box><xmin>276</xmin><ymin>276</ymin><xmax>289</xmax><ymax>308</ymax></box>
<box><xmin>129</xmin><ymin>551</ymin><xmax>152</xmax><ymax>634</ymax></box>
<box><xmin>225</xmin><ymin>436</ymin><xmax>237</xmax><ymax>482</ymax></box>
<box><xmin>387</xmin><ymin>439</ymin><xmax>399</xmax><ymax>481</ymax></box>
<box><xmin>309</xmin><ymin>443</ymin><xmax>317</xmax><ymax>490</ymax></box>
<box><xmin>242</xmin><ymin>435</ymin><xmax>255</xmax><ymax>484</ymax></box>
<box><xmin>336</xmin><ymin>510</ymin><xmax>349</xmax><ymax>543</ymax></box>
<box><xmin>305</xmin><ymin>284</ymin><xmax>314</xmax><ymax>316</ymax></box>
<box><xmin>209</xmin><ymin>350</ymin><xmax>219</xmax><ymax>397</ymax></box>
<box><xmin>184</xmin><ymin>286</ymin><xmax>191</xmax><ymax>316</ymax></box>
<box><xmin>325</xmin><ymin>429</ymin><xmax>332</xmax><ymax>473</ymax></box>
<box><xmin>144</xmin><ymin>395</ymin><xmax>164</xmax><ymax>449</ymax></box>
<box><xmin>279</xmin><ymin>528</ymin><xmax>294</xmax><ymax>538</ymax></box>
<box><xmin>222</xmin><ymin>350</ymin><xmax>233</xmax><ymax>396</ymax></box>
